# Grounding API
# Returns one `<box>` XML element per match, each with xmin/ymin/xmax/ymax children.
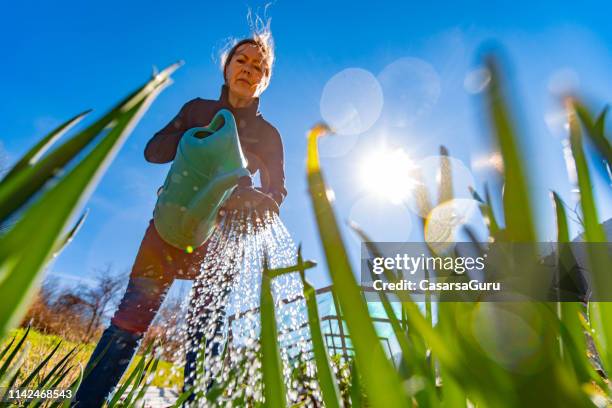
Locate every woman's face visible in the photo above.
<box><xmin>225</xmin><ymin>43</ymin><xmax>270</xmax><ymax>99</ymax></box>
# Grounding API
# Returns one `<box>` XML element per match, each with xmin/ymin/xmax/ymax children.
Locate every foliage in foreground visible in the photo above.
<box><xmin>0</xmin><ymin>328</ymin><xmax>174</xmax><ymax>407</ymax></box>
<box><xmin>0</xmin><ymin>63</ymin><xmax>181</xmax><ymax>339</ymax></box>
<box><xmin>290</xmin><ymin>55</ymin><xmax>611</xmax><ymax>407</ymax></box>
<box><xmin>0</xmin><ymin>64</ymin><xmax>182</xmax><ymax>407</ymax></box>
<box><xmin>1</xmin><ymin>49</ymin><xmax>611</xmax><ymax>407</ymax></box>
<box><xmin>0</xmin><ymin>328</ymin><xmax>183</xmax><ymax>389</ymax></box>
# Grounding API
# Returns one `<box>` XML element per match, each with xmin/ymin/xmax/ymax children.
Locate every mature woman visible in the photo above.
<box><xmin>73</xmin><ymin>32</ymin><xmax>286</xmax><ymax>406</ymax></box>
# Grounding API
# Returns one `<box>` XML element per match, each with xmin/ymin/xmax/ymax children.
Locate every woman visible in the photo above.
<box><xmin>73</xmin><ymin>31</ymin><xmax>286</xmax><ymax>407</ymax></box>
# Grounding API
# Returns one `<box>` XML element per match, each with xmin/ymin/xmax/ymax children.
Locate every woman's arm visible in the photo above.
<box><xmin>144</xmin><ymin>99</ymin><xmax>197</xmax><ymax>163</ymax></box>
<box><xmin>259</xmin><ymin>127</ymin><xmax>287</xmax><ymax>205</ymax></box>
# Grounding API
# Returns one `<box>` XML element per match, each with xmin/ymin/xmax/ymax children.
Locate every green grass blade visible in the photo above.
<box><xmin>295</xmin><ymin>246</ymin><xmax>341</xmax><ymax>408</ymax></box>
<box><xmin>552</xmin><ymin>192</ymin><xmax>570</xmax><ymax>243</ymax></box>
<box><xmin>0</xmin><ymin>64</ymin><xmax>180</xmax><ymax>223</ymax></box>
<box><xmin>483</xmin><ymin>56</ymin><xmax>536</xmax><ymax>241</ymax></box>
<box><xmin>0</xmin><ymin>110</ymin><xmax>90</xmax><ymax>184</ymax></box>
<box><xmin>350</xmin><ymin>222</ymin><xmax>440</xmax><ymax>407</ymax></box>
<box><xmin>349</xmin><ymin>224</ymin><xmax>423</xmax><ymax>364</ymax></box>
<box><xmin>552</xmin><ymin>192</ymin><xmax>573</xmax><ymax>363</ymax></box>
<box><xmin>567</xmin><ymin>100</ymin><xmax>606</xmax><ymax>243</ymax></box>
<box><xmin>352</xmin><ymin>226</ymin><xmax>469</xmax><ymax>393</ymax></box>
<box><xmin>301</xmin><ymin>277</ymin><xmax>342</xmax><ymax>408</ymax></box>
<box><xmin>28</xmin><ymin>363</ymin><xmax>75</xmax><ymax>408</ymax></box>
<box><xmin>574</xmin><ymin>102</ymin><xmax>611</xmax><ymax>169</ymax></box>
<box><xmin>567</xmin><ymin>99</ymin><xmax>612</xmax><ymax>375</ymax></box>
<box><xmin>0</xmin><ymin>98</ymin><xmax>146</xmax><ymax>333</ymax></box>
<box><xmin>412</xmin><ymin>167</ymin><xmax>434</xmax><ymax>218</ymax></box>
<box><xmin>0</xmin><ymin>65</ymin><xmax>177</xmax><ymax>337</ymax></box>
<box><xmin>18</xmin><ymin>340</ymin><xmax>62</xmax><ymax>390</ymax></box>
<box><xmin>260</xmin><ymin>261</ymin><xmax>286</xmax><ymax>408</ymax></box>
<box><xmin>60</xmin><ymin>365</ymin><xmax>83</xmax><ymax>408</ymax></box>
<box><xmin>438</xmin><ymin>145</ymin><xmax>453</xmax><ymax>203</ymax></box>
<box><xmin>558</xmin><ymin>302</ymin><xmax>601</xmax><ymax>385</ymax></box>
<box><xmin>80</xmin><ymin>340</ymin><xmax>112</xmax><ymax>381</ymax></box>
<box><xmin>483</xmin><ymin>183</ymin><xmax>501</xmax><ymax>236</ymax></box>
<box><xmin>0</xmin><ymin>368</ymin><xmax>21</xmax><ymax>406</ymax></box>
<box><xmin>108</xmin><ymin>342</ymin><xmax>152</xmax><ymax>407</ymax></box>
<box><xmin>348</xmin><ymin>360</ymin><xmax>363</xmax><ymax>408</ymax></box>
<box><xmin>552</xmin><ymin>192</ymin><xmax>586</xmax><ymax>374</ymax></box>
<box><xmin>121</xmin><ymin>357</ymin><xmax>154</xmax><ymax>406</ymax></box>
<box><xmin>35</xmin><ymin>345</ymin><xmax>77</xmax><ymax>391</ymax></box>
<box><xmin>0</xmin><ymin>334</ymin><xmax>16</xmax><ymax>362</ymax></box>
<box><xmin>366</xmin><ymin>258</ymin><xmax>439</xmax><ymax>406</ymax></box>
<box><xmin>107</xmin><ymin>360</ymin><xmax>143</xmax><ymax>407</ymax></box>
<box><xmin>131</xmin><ymin>357</ymin><xmax>160</xmax><ymax>407</ymax></box>
<box><xmin>439</xmin><ymin>366</ymin><xmax>467</xmax><ymax>408</ymax></box>
<box><xmin>0</xmin><ymin>326</ymin><xmax>30</xmax><ymax>380</ymax></box>
<box><xmin>470</xmin><ymin>185</ymin><xmax>500</xmax><ymax>237</ymax></box>
<box><xmin>306</xmin><ymin>124</ymin><xmax>410</xmax><ymax>408</ymax></box>
<box><xmin>171</xmin><ymin>388</ymin><xmax>194</xmax><ymax>408</ymax></box>
<box><xmin>205</xmin><ymin>356</ymin><xmax>250</xmax><ymax>403</ymax></box>
<box><xmin>278</xmin><ymin>246</ymin><xmax>339</xmax><ymax>406</ymax></box>
<box><xmin>51</xmin><ymin>209</ymin><xmax>88</xmax><ymax>258</ymax></box>
<box><xmin>266</xmin><ymin>260</ymin><xmax>317</xmax><ymax>279</ymax></box>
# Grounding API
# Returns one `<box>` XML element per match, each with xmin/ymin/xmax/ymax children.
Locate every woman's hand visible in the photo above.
<box><xmin>222</xmin><ymin>186</ymin><xmax>280</xmax><ymax>214</ymax></box>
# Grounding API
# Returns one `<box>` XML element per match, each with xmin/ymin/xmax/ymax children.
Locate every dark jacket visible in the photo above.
<box><xmin>145</xmin><ymin>85</ymin><xmax>287</xmax><ymax>205</ymax></box>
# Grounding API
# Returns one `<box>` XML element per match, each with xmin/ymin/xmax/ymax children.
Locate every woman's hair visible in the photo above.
<box><xmin>220</xmin><ymin>17</ymin><xmax>275</xmax><ymax>86</ymax></box>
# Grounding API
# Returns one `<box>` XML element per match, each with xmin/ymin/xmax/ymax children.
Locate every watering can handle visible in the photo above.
<box><xmin>186</xmin><ymin>109</ymin><xmax>238</xmax><ymax>143</ymax></box>
<box><xmin>193</xmin><ymin>109</ymin><xmax>236</xmax><ymax>139</ymax></box>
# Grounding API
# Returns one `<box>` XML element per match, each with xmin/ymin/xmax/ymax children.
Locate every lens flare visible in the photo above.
<box><xmin>378</xmin><ymin>57</ymin><xmax>441</xmax><ymax>126</ymax></box>
<box><xmin>320</xmin><ymin>68</ymin><xmax>383</xmax><ymax>136</ymax></box>
<box><xmin>403</xmin><ymin>155</ymin><xmax>477</xmax><ymax>218</ymax></box>
<box><xmin>360</xmin><ymin>148</ymin><xmax>418</xmax><ymax>204</ymax></box>
<box><xmin>464</xmin><ymin>67</ymin><xmax>491</xmax><ymax>94</ymax></box>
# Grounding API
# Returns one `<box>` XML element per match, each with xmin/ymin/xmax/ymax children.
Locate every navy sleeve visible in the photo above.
<box><xmin>144</xmin><ymin>99</ymin><xmax>197</xmax><ymax>163</ymax></box>
<box><xmin>259</xmin><ymin>127</ymin><xmax>287</xmax><ymax>205</ymax></box>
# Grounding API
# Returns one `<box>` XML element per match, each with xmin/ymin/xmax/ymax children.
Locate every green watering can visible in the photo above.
<box><xmin>153</xmin><ymin>109</ymin><xmax>250</xmax><ymax>250</ymax></box>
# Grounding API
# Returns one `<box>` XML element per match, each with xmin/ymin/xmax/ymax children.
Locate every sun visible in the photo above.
<box><xmin>360</xmin><ymin>148</ymin><xmax>418</xmax><ymax>204</ymax></box>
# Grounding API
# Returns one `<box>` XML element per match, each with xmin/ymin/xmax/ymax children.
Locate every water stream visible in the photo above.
<box><xmin>164</xmin><ymin>209</ymin><xmax>321</xmax><ymax>406</ymax></box>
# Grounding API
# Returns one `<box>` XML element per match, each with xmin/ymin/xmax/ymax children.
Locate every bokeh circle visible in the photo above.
<box><xmin>320</xmin><ymin>68</ymin><xmax>384</xmax><ymax>136</ymax></box>
<box><xmin>378</xmin><ymin>57</ymin><xmax>441</xmax><ymax>127</ymax></box>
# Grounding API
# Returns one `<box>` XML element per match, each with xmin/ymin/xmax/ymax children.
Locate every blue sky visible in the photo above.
<box><xmin>1</xmin><ymin>0</ymin><xmax>611</xmax><ymax>295</ymax></box>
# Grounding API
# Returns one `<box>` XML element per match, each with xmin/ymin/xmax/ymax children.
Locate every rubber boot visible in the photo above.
<box><xmin>72</xmin><ymin>324</ymin><xmax>142</xmax><ymax>407</ymax></box>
